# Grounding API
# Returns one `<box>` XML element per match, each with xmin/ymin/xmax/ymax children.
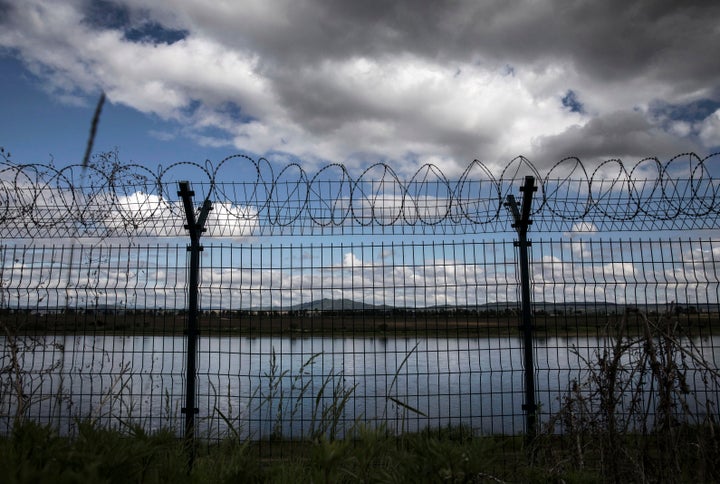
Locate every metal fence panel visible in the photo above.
<box><xmin>2</xmin><ymin>238</ymin><xmax>718</xmax><ymax>445</ymax></box>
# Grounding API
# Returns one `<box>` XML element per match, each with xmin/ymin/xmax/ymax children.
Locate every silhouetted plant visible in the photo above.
<box><xmin>546</xmin><ymin>306</ymin><xmax>720</xmax><ymax>482</ymax></box>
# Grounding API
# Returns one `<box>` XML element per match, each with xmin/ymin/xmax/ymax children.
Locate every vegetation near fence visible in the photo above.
<box><xmin>1</xmin><ymin>151</ymin><xmax>720</xmax><ymax>480</ymax></box>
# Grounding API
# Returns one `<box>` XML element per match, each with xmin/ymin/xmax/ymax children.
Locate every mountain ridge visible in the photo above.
<box><xmin>251</xmin><ymin>299</ymin><xmax>717</xmax><ymax>313</ymax></box>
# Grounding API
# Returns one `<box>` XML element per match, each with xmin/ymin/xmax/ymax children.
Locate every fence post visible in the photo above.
<box><xmin>178</xmin><ymin>181</ymin><xmax>212</xmax><ymax>469</ymax></box>
<box><xmin>504</xmin><ymin>176</ymin><xmax>538</xmax><ymax>447</ymax></box>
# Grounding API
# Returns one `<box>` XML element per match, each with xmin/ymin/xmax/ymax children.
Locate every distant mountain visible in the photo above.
<box><xmin>272</xmin><ymin>299</ymin><xmax>719</xmax><ymax>313</ymax></box>
<box><xmin>288</xmin><ymin>298</ymin><xmax>393</xmax><ymax>311</ymax></box>
<box><xmin>286</xmin><ymin>299</ymin><xmax>618</xmax><ymax>312</ymax></box>
<box><xmin>27</xmin><ymin>299</ymin><xmax>720</xmax><ymax>314</ymax></box>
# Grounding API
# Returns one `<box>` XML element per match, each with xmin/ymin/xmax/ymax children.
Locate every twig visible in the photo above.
<box><xmin>82</xmin><ymin>92</ymin><xmax>106</xmax><ymax>171</ymax></box>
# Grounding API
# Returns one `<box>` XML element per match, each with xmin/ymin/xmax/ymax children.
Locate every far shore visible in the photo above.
<box><xmin>1</xmin><ymin>309</ymin><xmax>717</xmax><ymax>338</ymax></box>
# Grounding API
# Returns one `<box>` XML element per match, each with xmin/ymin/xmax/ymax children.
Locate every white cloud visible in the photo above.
<box><xmin>560</xmin><ymin>223</ymin><xmax>598</xmax><ymax>259</ymax></box>
<box><xmin>342</xmin><ymin>252</ymin><xmax>363</xmax><ymax>268</ymax></box>
<box><xmin>4</xmin><ymin>235</ymin><xmax>719</xmax><ymax>310</ymax></box>
<box><xmin>569</xmin><ymin>222</ymin><xmax>598</xmax><ymax>233</ymax></box>
<box><xmin>102</xmin><ymin>191</ymin><xmax>259</xmax><ymax>239</ymax></box>
<box><xmin>207</xmin><ymin>201</ymin><xmax>259</xmax><ymax>239</ymax></box>
<box><xmin>598</xmin><ymin>262</ymin><xmax>635</xmax><ymax>280</ymax></box>
<box><xmin>698</xmin><ymin>109</ymin><xmax>720</xmax><ymax>148</ymax></box>
<box><xmin>107</xmin><ymin>191</ymin><xmax>167</xmax><ymax>235</ymax></box>
<box><xmin>2</xmin><ymin>0</ymin><xmax>717</xmax><ymax>175</ymax></box>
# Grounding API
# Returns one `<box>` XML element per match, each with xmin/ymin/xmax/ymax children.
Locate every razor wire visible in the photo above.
<box><xmin>0</xmin><ymin>151</ymin><xmax>718</xmax><ymax>239</ymax></box>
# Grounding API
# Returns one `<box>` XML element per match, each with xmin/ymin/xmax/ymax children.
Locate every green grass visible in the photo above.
<box><xmin>3</xmin><ymin>420</ymin><xmax>719</xmax><ymax>483</ymax></box>
<box><xmin>0</xmin><ymin>421</ymin><xmax>576</xmax><ymax>483</ymax></box>
<box><xmin>0</xmin><ymin>420</ymin><xmax>187</xmax><ymax>484</ymax></box>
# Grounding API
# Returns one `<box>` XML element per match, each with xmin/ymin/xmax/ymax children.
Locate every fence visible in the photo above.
<box><xmin>1</xmin><ymin>151</ymin><xmax>719</xmax><ymax>462</ymax></box>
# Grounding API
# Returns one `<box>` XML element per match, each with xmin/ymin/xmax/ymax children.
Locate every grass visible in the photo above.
<box><xmin>0</xmin><ymin>420</ymin><xmax>562</xmax><ymax>483</ymax></box>
<box><xmin>2</xmin><ymin>419</ymin><xmax>718</xmax><ymax>483</ymax></box>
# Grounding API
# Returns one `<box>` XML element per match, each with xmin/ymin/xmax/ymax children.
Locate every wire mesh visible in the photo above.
<box><xmin>1</xmin><ymin>238</ymin><xmax>718</xmax><ymax>450</ymax></box>
<box><xmin>0</xmin><ymin>243</ymin><xmax>188</xmax><ymax>435</ymax></box>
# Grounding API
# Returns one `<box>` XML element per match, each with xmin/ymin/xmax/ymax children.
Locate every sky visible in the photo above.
<box><xmin>1</xmin><ymin>0</ymin><xmax>719</xmax><ymax>310</ymax></box>
<box><xmin>0</xmin><ymin>0</ymin><xmax>719</xmax><ymax>180</ymax></box>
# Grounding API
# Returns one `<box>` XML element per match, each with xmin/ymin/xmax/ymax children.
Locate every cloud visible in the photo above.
<box><xmin>103</xmin><ymin>191</ymin><xmax>259</xmax><ymax>239</ymax></box>
<box><xmin>205</xmin><ymin>201</ymin><xmax>259</xmax><ymax>239</ymax></box>
<box><xmin>1</xmin><ymin>0</ymin><xmax>719</xmax><ymax>174</ymax></box>
<box><xmin>569</xmin><ymin>222</ymin><xmax>598</xmax><ymax>234</ymax></box>
<box><xmin>107</xmin><ymin>191</ymin><xmax>166</xmax><ymax>234</ymax></box>
<box><xmin>342</xmin><ymin>252</ymin><xmax>363</xmax><ymax>268</ymax></box>
<box><xmin>562</xmin><ymin>223</ymin><xmax>598</xmax><ymax>259</ymax></box>
<box><xmin>698</xmin><ymin>110</ymin><xmax>720</xmax><ymax>148</ymax></box>
<box><xmin>533</xmin><ymin>110</ymin><xmax>702</xmax><ymax>166</ymax></box>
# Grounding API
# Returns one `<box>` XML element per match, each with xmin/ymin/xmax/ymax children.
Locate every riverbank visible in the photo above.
<box><xmin>2</xmin><ymin>309</ymin><xmax>717</xmax><ymax>337</ymax></box>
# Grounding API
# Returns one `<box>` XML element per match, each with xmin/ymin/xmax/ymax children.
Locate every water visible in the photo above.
<box><xmin>2</xmin><ymin>334</ymin><xmax>719</xmax><ymax>439</ymax></box>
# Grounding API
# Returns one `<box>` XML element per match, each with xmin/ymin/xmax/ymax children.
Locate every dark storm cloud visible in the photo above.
<box><xmin>0</xmin><ymin>1</ymin><xmax>13</xmax><ymax>23</ymax></box>
<box><xmin>192</xmin><ymin>0</ymin><xmax>458</xmax><ymax>63</ymax></box>
<box><xmin>213</xmin><ymin>0</ymin><xmax>720</xmax><ymax>92</ymax></box>
<box><xmin>157</xmin><ymin>0</ymin><xmax>719</xmax><ymax>166</ymax></box>
<box><xmin>534</xmin><ymin>110</ymin><xmax>701</xmax><ymax>164</ymax></box>
<box><xmin>83</xmin><ymin>0</ymin><xmax>131</xmax><ymax>30</ymax></box>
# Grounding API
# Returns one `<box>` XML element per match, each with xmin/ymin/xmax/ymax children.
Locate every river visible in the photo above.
<box><xmin>2</xmin><ymin>334</ymin><xmax>719</xmax><ymax>439</ymax></box>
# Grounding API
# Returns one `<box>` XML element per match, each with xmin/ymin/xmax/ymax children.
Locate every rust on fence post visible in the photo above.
<box><xmin>505</xmin><ymin>176</ymin><xmax>538</xmax><ymax>450</ymax></box>
<box><xmin>178</xmin><ymin>181</ymin><xmax>212</xmax><ymax>470</ymax></box>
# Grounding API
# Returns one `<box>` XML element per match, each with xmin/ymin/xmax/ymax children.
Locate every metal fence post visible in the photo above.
<box><xmin>178</xmin><ymin>181</ymin><xmax>212</xmax><ymax>469</ymax></box>
<box><xmin>504</xmin><ymin>176</ymin><xmax>538</xmax><ymax>446</ymax></box>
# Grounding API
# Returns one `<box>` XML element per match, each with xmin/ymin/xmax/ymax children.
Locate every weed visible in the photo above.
<box><xmin>545</xmin><ymin>307</ymin><xmax>720</xmax><ymax>482</ymax></box>
<box><xmin>89</xmin><ymin>360</ymin><xmax>135</xmax><ymax>428</ymax></box>
<box><xmin>0</xmin><ymin>322</ymin><xmax>68</xmax><ymax>431</ymax></box>
<box><xmin>383</xmin><ymin>341</ymin><xmax>428</xmax><ymax>435</ymax></box>
<box><xmin>251</xmin><ymin>348</ymin><xmax>359</xmax><ymax>443</ymax></box>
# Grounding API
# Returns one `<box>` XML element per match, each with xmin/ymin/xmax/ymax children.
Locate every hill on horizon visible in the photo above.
<box><xmin>251</xmin><ymin>298</ymin><xmax>717</xmax><ymax>313</ymax></box>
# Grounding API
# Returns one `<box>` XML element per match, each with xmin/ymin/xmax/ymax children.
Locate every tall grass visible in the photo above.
<box><xmin>0</xmin><ymin>322</ymin><xmax>69</xmax><ymax>431</ymax></box>
<box><xmin>541</xmin><ymin>307</ymin><xmax>720</xmax><ymax>482</ymax></box>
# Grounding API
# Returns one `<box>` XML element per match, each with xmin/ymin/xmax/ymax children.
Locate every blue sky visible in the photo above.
<box><xmin>0</xmin><ymin>57</ymin><xmax>232</xmax><ymax>172</ymax></box>
<box><xmin>0</xmin><ymin>0</ymin><xmax>718</xmax><ymax>181</ymax></box>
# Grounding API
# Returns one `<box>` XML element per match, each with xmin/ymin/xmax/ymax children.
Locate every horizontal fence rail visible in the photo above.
<box><xmin>1</xmin><ymin>152</ymin><xmax>719</xmax><ymax>238</ymax></box>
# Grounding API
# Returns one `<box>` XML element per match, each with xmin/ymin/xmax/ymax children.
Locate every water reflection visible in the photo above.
<box><xmin>1</xmin><ymin>335</ymin><xmax>718</xmax><ymax>440</ymax></box>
